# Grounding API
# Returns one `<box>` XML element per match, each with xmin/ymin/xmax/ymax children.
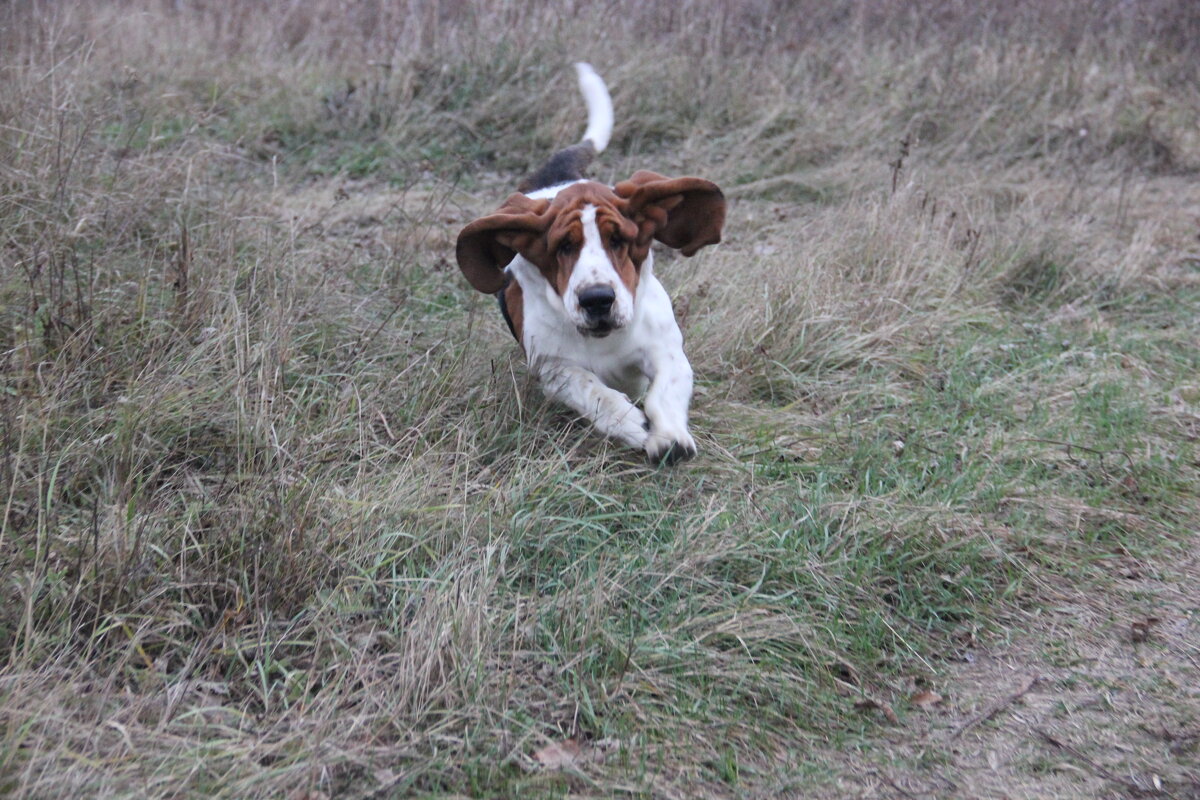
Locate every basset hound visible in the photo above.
<box><xmin>456</xmin><ymin>64</ymin><xmax>726</xmax><ymax>464</ymax></box>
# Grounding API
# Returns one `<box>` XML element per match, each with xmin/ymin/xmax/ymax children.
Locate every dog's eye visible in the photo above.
<box><xmin>558</xmin><ymin>240</ymin><xmax>577</xmax><ymax>256</ymax></box>
<box><xmin>609</xmin><ymin>233</ymin><xmax>624</xmax><ymax>250</ymax></box>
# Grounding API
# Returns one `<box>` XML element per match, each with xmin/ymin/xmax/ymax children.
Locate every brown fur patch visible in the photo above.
<box><xmin>499</xmin><ymin>279</ymin><xmax>524</xmax><ymax>346</ymax></box>
<box><xmin>614</xmin><ymin>171</ymin><xmax>726</xmax><ymax>257</ymax></box>
<box><xmin>456</xmin><ymin>176</ymin><xmax>723</xmax><ymax>310</ymax></box>
<box><xmin>455</xmin><ymin>193</ymin><xmax>551</xmax><ymax>294</ymax></box>
<box><xmin>538</xmin><ymin>182</ymin><xmax>642</xmax><ymax>297</ymax></box>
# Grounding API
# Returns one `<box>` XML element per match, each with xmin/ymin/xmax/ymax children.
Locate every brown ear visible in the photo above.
<box><xmin>455</xmin><ymin>194</ymin><xmax>551</xmax><ymax>293</ymax></box>
<box><xmin>614</xmin><ymin>170</ymin><xmax>726</xmax><ymax>256</ymax></box>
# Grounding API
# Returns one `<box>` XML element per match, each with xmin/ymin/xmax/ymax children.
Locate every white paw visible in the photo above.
<box><xmin>612</xmin><ymin>405</ymin><xmax>651</xmax><ymax>450</ymax></box>
<box><xmin>643</xmin><ymin>426</ymin><xmax>697</xmax><ymax>465</ymax></box>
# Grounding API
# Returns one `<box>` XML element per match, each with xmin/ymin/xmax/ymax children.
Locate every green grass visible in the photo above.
<box><xmin>2</xmin><ymin>1</ymin><xmax>1199</xmax><ymax>797</ymax></box>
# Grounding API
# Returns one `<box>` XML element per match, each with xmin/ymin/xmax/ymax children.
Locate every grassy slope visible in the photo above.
<box><xmin>2</xmin><ymin>2</ymin><xmax>1199</xmax><ymax>797</ymax></box>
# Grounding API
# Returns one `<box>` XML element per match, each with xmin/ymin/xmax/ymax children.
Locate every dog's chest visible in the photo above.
<box><xmin>526</xmin><ymin>311</ymin><xmax>650</xmax><ymax>390</ymax></box>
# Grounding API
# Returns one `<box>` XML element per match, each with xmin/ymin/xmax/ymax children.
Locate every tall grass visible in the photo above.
<box><xmin>2</xmin><ymin>1</ymin><xmax>1198</xmax><ymax>797</ymax></box>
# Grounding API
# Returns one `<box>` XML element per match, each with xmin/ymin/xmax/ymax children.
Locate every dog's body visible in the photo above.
<box><xmin>456</xmin><ymin>64</ymin><xmax>725</xmax><ymax>464</ymax></box>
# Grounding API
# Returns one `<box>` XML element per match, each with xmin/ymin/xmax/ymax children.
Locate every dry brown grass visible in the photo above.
<box><xmin>2</xmin><ymin>1</ymin><xmax>1199</xmax><ymax>797</ymax></box>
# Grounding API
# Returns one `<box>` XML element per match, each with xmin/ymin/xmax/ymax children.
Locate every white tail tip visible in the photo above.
<box><xmin>574</xmin><ymin>62</ymin><xmax>613</xmax><ymax>154</ymax></box>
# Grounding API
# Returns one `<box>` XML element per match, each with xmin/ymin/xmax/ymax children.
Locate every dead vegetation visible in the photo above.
<box><xmin>2</xmin><ymin>1</ymin><xmax>1199</xmax><ymax>797</ymax></box>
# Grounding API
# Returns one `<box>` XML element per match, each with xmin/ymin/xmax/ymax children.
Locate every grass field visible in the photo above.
<box><xmin>2</xmin><ymin>1</ymin><xmax>1199</xmax><ymax>797</ymax></box>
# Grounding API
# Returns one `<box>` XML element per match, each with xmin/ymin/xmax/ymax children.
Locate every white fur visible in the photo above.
<box><xmin>575</xmin><ymin>63</ymin><xmax>613</xmax><ymax>153</ymax></box>
<box><xmin>524</xmin><ymin>180</ymin><xmax>584</xmax><ymax>201</ymax></box>
<box><xmin>507</xmin><ymin>244</ymin><xmax>696</xmax><ymax>462</ymax></box>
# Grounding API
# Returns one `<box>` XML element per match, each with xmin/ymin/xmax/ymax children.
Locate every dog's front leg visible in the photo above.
<box><xmin>538</xmin><ymin>362</ymin><xmax>649</xmax><ymax>451</ymax></box>
<box><xmin>641</xmin><ymin>346</ymin><xmax>697</xmax><ymax>465</ymax></box>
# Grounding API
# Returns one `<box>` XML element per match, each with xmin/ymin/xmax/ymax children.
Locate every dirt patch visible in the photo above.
<box><xmin>837</xmin><ymin>544</ymin><xmax>1200</xmax><ymax>799</ymax></box>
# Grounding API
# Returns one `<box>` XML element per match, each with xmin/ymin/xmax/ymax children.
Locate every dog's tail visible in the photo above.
<box><xmin>517</xmin><ymin>63</ymin><xmax>613</xmax><ymax>193</ymax></box>
<box><xmin>575</xmin><ymin>62</ymin><xmax>612</xmax><ymax>154</ymax></box>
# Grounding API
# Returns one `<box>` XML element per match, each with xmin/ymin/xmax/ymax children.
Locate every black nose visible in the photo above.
<box><xmin>577</xmin><ymin>285</ymin><xmax>616</xmax><ymax>318</ymax></box>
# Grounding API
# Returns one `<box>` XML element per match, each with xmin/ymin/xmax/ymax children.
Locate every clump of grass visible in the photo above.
<box><xmin>2</xmin><ymin>1</ymin><xmax>1198</xmax><ymax>797</ymax></box>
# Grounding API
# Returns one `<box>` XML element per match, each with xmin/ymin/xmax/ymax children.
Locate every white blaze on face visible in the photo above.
<box><xmin>565</xmin><ymin>205</ymin><xmax>635</xmax><ymax>330</ymax></box>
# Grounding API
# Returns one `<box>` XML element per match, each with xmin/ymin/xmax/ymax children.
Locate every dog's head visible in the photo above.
<box><xmin>456</xmin><ymin>172</ymin><xmax>725</xmax><ymax>338</ymax></box>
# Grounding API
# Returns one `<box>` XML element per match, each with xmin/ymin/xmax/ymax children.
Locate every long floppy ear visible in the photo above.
<box><xmin>456</xmin><ymin>194</ymin><xmax>551</xmax><ymax>293</ymax></box>
<box><xmin>614</xmin><ymin>170</ymin><xmax>726</xmax><ymax>256</ymax></box>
